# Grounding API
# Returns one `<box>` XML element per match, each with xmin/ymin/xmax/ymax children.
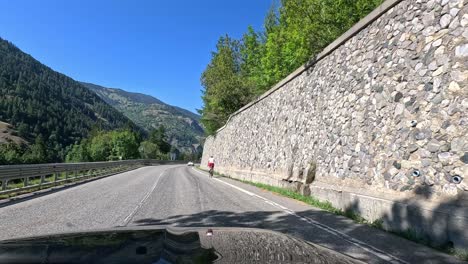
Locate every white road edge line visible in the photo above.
<box><xmin>121</xmin><ymin>168</ymin><xmax>167</xmax><ymax>226</ymax></box>
<box><xmin>191</xmin><ymin>167</ymin><xmax>408</xmax><ymax>264</ymax></box>
<box><xmin>191</xmin><ymin>168</ymin><xmax>255</xmax><ymax>196</ymax></box>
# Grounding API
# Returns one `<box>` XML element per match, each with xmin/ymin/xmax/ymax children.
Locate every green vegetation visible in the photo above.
<box><xmin>389</xmin><ymin>229</ymin><xmax>468</xmax><ymax>261</ymax></box>
<box><xmin>0</xmin><ymin>37</ymin><xmax>141</xmax><ymax>164</ymax></box>
<box><xmin>0</xmin><ymin>136</ymin><xmax>47</xmax><ymax>164</ymax></box>
<box><xmin>394</xmin><ymin>229</ymin><xmax>430</xmax><ymax>245</ymax></box>
<box><xmin>138</xmin><ymin>126</ymin><xmax>171</xmax><ymax>160</ymax></box>
<box><xmin>199</xmin><ymin>166</ymin><xmax>373</xmax><ymax>223</ymax></box>
<box><xmin>66</xmin><ymin>126</ymin><xmax>173</xmax><ymax>162</ymax></box>
<box><xmin>235</xmin><ymin>178</ymin><xmax>374</xmax><ymax>224</ymax></box>
<box><xmin>247</xmin><ymin>180</ymin><xmax>340</xmax><ymax>213</ymax></box>
<box><xmin>82</xmin><ymin>82</ymin><xmax>204</xmax><ymax>154</ymax></box>
<box><xmin>448</xmin><ymin>249</ymin><xmax>468</xmax><ymax>261</ymax></box>
<box><xmin>200</xmin><ymin>36</ymin><xmax>251</xmax><ymax>134</ymax></box>
<box><xmin>66</xmin><ymin>129</ymin><xmax>139</xmax><ymax>162</ymax></box>
<box><xmin>199</xmin><ymin>0</ymin><xmax>384</xmax><ymax>134</ymax></box>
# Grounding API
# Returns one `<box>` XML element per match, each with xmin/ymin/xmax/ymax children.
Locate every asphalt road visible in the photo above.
<box><xmin>0</xmin><ymin>165</ymin><xmax>462</xmax><ymax>263</ymax></box>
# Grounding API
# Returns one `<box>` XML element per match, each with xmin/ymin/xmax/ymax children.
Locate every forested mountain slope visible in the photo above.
<box><xmin>0</xmin><ymin>37</ymin><xmax>140</xmax><ymax>162</ymax></box>
<box><xmin>82</xmin><ymin>82</ymin><xmax>204</xmax><ymax>153</ymax></box>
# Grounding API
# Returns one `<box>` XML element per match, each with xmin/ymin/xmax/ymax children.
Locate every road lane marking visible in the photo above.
<box><xmin>191</xmin><ymin>167</ymin><xmax>408</xmax><ymax>264</ymax></box>
<box><xmin>120</xmin><ymin>168</ymin><xmax>167</xmax><ymax>226</ymax></box>
<box><xmin>191</xmin><ymin>168</ymin><xmax>256</xmax><ymax>196</ymax></box>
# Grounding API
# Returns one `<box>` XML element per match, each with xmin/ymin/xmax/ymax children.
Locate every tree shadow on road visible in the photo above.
<box><xmin>132</xmin><ymin>207</ymin><xmax>461</xmax><ymax>264</ymax></box>
<box><xmin>317</xmin><ymin>184</ymin><xmax>468</xmax><ymax>262</ymax></box>
<box><xmin>377</xmin><ymin>185</ymin><xmax>468</xmax><ymax>252</ymax></box>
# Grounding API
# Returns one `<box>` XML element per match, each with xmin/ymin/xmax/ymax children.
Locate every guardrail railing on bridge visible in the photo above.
<box><xmin>0</xmin><ymin>159</ymin><xmax>180</xmax><ymax>196</ymax></box>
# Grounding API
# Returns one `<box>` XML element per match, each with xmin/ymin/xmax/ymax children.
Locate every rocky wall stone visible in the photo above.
<box><xmin>202</xmin><ymin>0</ymin><xmax>468</xmax><ymax>201</ymax></box>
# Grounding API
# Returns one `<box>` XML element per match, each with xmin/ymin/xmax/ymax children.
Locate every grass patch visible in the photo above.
<box><xmin>241</xmin><ymin>179</ymin><xmax>342</xmax><ymax>214</ymax></box>
<box><xmin>388</xmin><ymin>229</ymin><xmax>468</xmax><ymax>261</ymax></box>
<box><xmin>197</xmin><ymin>167</ymin><xmax>366</xmax><ymax>221</ymax></box>
<box><xmin>370</xmin><ymin>219</ymin><xmax>384</xmax><ymax>229</ymax></box>
<box><xmin>235</xmin><ymin>177</ymin><xmax>379</xmax><ymax>226</ymax></box>
<box><xmin>393</xmin><ymin>229</ymin><xmax>430</xmax><ymax>245</ymax></box>
<box><xmin>448</xmin><ymin>249</ymin><xmax>468</xmax><ymax>261</ymax></box>
<box><xmin>0</xmin><ymin>186</ymin><xmax>44</xmax><ymax>200</ymax></box>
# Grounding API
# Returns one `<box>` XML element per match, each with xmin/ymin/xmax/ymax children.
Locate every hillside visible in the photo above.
<box><xmin>81</xmin><ymin>82</ymin><xmax>204</xmax><ymax>152</ymax></box>
<box><xmin>0</xmin><ymin>121</ymin><xmax>27</xmax><ymax>145</ymax></box>
<box><xmin>0</xmin><ymin>37</ymin><xmax>140</xmax><ymax>162</ymax></box>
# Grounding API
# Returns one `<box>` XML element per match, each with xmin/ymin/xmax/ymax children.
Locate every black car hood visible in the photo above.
<box><xmin>0</xmin><ymin>226</ymin><xmax>361</xmax><ymax>264</ymax></box>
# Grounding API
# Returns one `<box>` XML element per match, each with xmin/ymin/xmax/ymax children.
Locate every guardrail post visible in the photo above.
<box><xmin>40</xmin><ymin>175</ymin><xmax>45</xmax><ymax>186</ymax></box>
<box><xmin>24</xmin><ymin>177</ymin><xmax>29</xmax><ymax>187</ymax></box>
<box><xmin>54</xmin><ymin>173</ymin><xmax>58</xmax><ymax>185</ymax></box>
<box><xmin>1</xmin><ymin>180</ymin><xmax>6</xmax><ymax>191</ymax></box>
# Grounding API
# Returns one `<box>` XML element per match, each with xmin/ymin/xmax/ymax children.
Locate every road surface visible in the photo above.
<box><xmin>0</xmin><ymin>165</ymin><xmax>462</xmax><ymax>263</ymax></box>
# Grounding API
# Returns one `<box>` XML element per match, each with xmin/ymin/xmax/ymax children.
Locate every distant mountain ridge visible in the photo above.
<box><xmin>0</xmin><ymin>37</ymin><xmax>141</xmax><ymax>162</ymax></box>
<box><xmin>81</xmin><ymin>82</ymin><xmax>204</xmax><ymax>153</ymax></box>
<box><xmin>89</xmin><ymin>85</ymin><xmax>165</xmax><ymax>105</ymax></box>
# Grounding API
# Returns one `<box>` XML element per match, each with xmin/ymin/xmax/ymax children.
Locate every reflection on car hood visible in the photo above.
<box><xmin>0</xmin><ymin>226</ymin><xmax>362</xmax><ymax>264</ymax></box>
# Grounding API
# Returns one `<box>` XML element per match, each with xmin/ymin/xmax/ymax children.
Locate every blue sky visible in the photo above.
<box><xmin>0</xmin><ymin>0</ymin><xmax>273</xmax><ymax>113</ymax></box>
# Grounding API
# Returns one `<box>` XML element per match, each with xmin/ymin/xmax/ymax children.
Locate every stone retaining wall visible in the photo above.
<box><xmin>202</xmin><ymin>0</ymin><xmax>468</xmax><ymax>248</ymax></box>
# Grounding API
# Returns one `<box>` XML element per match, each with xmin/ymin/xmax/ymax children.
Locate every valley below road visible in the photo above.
<box><xmin>0</xmin><ymin>165</ymin><xmax>462</xmax><ymax>264</ymax></box>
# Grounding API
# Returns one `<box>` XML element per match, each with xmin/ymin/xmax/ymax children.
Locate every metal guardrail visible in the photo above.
<box><xmin>0</xmin><ymin>159</ymin><xmax>180</xmax><ymax>195</ymax></box>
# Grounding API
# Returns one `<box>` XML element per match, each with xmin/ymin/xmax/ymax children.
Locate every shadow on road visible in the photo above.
<box><xmin>135</xmin><ymin>210</ymin><xmax>288</xmax><ymax>229</ymax></box>
<box><xmin>377</xmin><ymin>185</ymin><xmax>468</xmax><ymax>250</ymax></box>
<box><xmin>132</xmin><ymin>207</ymin><xmax>461</xmax><ymax>264</ymax></box>
<box><xmin>337</xmin><ymin>185</ymin><xmax>468</xmax><ymax>251</ymax></box>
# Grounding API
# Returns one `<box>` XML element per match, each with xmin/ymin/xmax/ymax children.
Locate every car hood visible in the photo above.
<box><xmin>0</xmin><ymin>226</ymin><xmax>362</xmax><ymax>264</ymax></box>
